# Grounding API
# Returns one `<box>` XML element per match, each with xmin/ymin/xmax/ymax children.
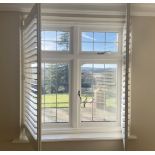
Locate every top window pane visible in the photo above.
<box><xmin>44</xmin><ymin>31</ymin><xmax>56</xmax><ymax>41</ymax></box>
<box><xmin>57</xmin><ymin>31</ymin><xmax>70</xmax><ymax>42</ymax></box>
<box><xmin>106</xmin><ymin>32</ymin><xmax>118</xmax><ymax>42</ymax></box>
<box><xmin>41</xmin><ymin>31</ymin><xmax>70</xmax><ymax>52</ymax></box>
<box><xmin>82</xmin><ymin>32</ymin><xmax>93</xmax><ymax>42</ymax></box>
<box><xmin>81</xmin><ymin>31</ymin><xmax>119</xmax><ymax>53</ymax></box>
<box><xmin>94</xmin><ymin>32</ymin><xmax>105</xmax><ymax>42</ymax></box>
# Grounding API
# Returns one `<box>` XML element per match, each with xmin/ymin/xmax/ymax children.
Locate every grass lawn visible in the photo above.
<box><xmin>42</xmin><ymin>94</ymin><xmax>69</xmax><ymax>108</ymax></box>
<box><xmin>42</xmin><ymin>94</ymin><xmax>116</xmax><ymax>108</ymax></box>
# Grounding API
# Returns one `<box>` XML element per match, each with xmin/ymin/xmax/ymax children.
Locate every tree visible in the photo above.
<box><xmin>43</xmin><ymin>64</ymin><xmax>69</xmax><ymax>94</ymax></box>
<box><xmin>57</xmin><ymin>32</ymin><xmax>70</xmax><ymax>51</ymax></box>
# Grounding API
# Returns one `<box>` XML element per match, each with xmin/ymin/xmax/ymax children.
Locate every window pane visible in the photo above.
<box><xmin>106</xmin><ymin>43</ymin><xmax>118</xmax><ymax>52</ymax></box>
<box><xmin>44</xmin><ymin>31</ymin><xmax>56</xmax><ymax>41</ymax></box>
<box><xmin>42</xmin><ymin>63</ymin><xmax>69</xmax><ymax>123</ymax></box>
<box><xmin>41</xmin><ymin>31</ymin><xmax>45</xmax><ymax>40</ymax></box>
<box><xmin>41</xmin><ymin>41</ymin><xmax>44</xmax><ymax>50</ymax></box>
<box><xmin>81</xmin><ymin>64</ymin><xmax>117</xmax><ymax>122</ymax></box>
<box><xmin>57</xmin><ymin>31</ymin><xmax>70</xmax><ymax>42</ymax></box>
<box><xmin>94</xmin><ymin>43</ymin><xmax>106</xmax><ymax>52</ymax></box>
<box><xmin>41</xmin><ymin>30</ymin><xmax>70</xmax><ymax>52</ymax></box>
<box><xmin>81</xmin><ymin>31</ymin><xmax>119</xmax><ymax>53</ymax></box>
<box><xmin>57</xmin><ymin>42</ymin><xmax>69</xmax><ymax>51</ymax></box>
<box><xmin>43</xmin><ymin>41</ymin><xmax>56</xmax><ymax>51</ymax></box>
<box><xmin>106</xmin><ymin>32</ymin><xmax>118</xmax><ymax>42</ymax></box>
<box><xmin>82</xmin><ymin>43</ymin><xmax>93</xmax><ymax>52</ymax></box>
<box><xmin>81</xmin><ymin>64</ymin><xmax>93</xmax><ymax>121</ymax></box>
<box><xmin>94</xmin><ymin>32</ymin><xmax>105</xmax><ymax>42</ymax></box>
<box><xmin>82</xmin><ymin>32</ymin><xmax>93</xmax><ymax>42</ymax></box>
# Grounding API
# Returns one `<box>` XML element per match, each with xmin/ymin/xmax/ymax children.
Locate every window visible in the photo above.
<box><xmin>81</xmin><ymin>32</ymin><xmax>119</xmax><ymax>52</ymax></box>
<box><xmin>42</xmin><ymin>63</ymin><xmax>70</xmax><ymax>124</ymax></box>
<box><xmin>41</xmin><ymin>31</ymin><xmax>70</xmax><ymax>51</ymax></box>
<box><xmin>80</xmin><ymin>64</ymin><xmax>117</xmax><ymax>122</ymax></box>
<box><xmin>41</xmin><ymin>25</ymin><xmax>122</xmax><ymax>132</ymax></box>
<box><xmin>22</xmin><ymin>4</ymin><xmax>131</xmax><ymax>148</ymax></box>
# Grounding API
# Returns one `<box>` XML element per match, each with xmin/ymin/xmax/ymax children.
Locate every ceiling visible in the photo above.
<box><xmin>0</xmin><ymin>3</ymin><xmax>155</xmax><ymax>16</ymax></box>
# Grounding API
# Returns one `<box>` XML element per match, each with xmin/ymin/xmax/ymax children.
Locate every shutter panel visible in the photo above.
<box><xmin>23</xmin><ymin>4</ymin><xmax>41</xmax><ymax>150</ymax></box>
<box><xmin>121</xmin><ymin>4</ymin><xmax>131</xmax><ymax>150</ymax></box>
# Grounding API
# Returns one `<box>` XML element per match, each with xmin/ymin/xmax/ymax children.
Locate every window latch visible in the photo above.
<box><xmin>97</xmin><ymin>51</ymin><xmax>110</xmax><ymax>55</ymax></box>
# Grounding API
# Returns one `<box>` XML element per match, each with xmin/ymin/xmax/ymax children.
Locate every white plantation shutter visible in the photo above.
<box><xmin>121</xmin><ymin>4</ymin><xmax>131</xmax><ymax>150</ymax></box>
<box><xmin>23</xmin><ymin>4</ymin><xmax>41</xmax><ymax>150</ymax></box>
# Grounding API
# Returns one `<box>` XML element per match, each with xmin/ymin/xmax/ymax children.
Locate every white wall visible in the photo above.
<box><xmin>0</xmin><ymin>12</ymin><xmax>155</xmax><ymax>150</ymax></box>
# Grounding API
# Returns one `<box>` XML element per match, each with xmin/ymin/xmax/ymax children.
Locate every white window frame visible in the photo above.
<box><xmin>41</xmin><ymin>23</ymin><xmax>123</xmax><ymax>135</ymax></box>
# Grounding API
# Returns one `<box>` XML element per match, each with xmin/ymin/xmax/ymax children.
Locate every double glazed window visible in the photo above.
<box><xmin>41</xmin><ymin>26</ymin><xmax>122</xmax><ymax>130</ymax></box>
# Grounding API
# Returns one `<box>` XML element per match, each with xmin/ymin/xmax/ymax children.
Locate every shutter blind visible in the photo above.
<box><xmin>121</xmin><ymin>4</ymin><xmax>131</xmax><ymax>150</ymax></box>
<box><xmin>23</xmin><ymin>4</ymin><xmax>41</xmax><ymax>150</ymax></box>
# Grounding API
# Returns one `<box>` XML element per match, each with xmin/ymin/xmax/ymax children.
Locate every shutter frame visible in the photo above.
<box><xmin>121</xmin><ymin>3</ymin><xmax>131</xmax><ymax>151</ymax></box>
<box><xmin>23</xmin><ymin>4</ymin><xmax>41</xmax><ymax>151</ymax></box>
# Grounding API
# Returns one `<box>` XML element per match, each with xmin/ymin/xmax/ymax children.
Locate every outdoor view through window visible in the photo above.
<box><xmin>41</xmin><ymin>30</ymin><xmax>119</xmax><ymax>126</ymax></box>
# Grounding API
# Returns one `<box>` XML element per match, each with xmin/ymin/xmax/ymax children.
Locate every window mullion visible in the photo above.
<box><xmin>71</xmin><ymin>26</ymin><xmax>80</xmax><ymax>128</ymax></box>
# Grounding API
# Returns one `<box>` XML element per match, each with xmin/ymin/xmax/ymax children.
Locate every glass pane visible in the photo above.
<box><xmin>41</xmin><ymin>31</ymin><xmax>45</xmax><ymax>40</ymax></box>
<box><xmin>94</xmin><ymin>32</ymin><xmax>105</xmax><ymax>42</ymax></box>
<box><xmin>81</xmin><ymin>64</ymin><xmax>117</xmax><ymax>122</ymax></box>
<box><xmin>57</xmin><ymin>31</ymin><xmax>70</xmax><ymax>42</ymax></box>
<box><xmin>106</xmin><ymin>32</ymin><xmax>118</xmax><ymax>42</ymax></box>
<box><xmin>44</xmin><ymin>41</ymin><xmax>56</xmax><ymax>51</ymax></box>
<box><xmin>81</xmin><ymin>64</ymin><xmax>93</xmax><ymax>121</ymax></box>
<box><xmin>57</xmin><ymin>42</ymin><xmax>69</xmax><ymax>51</ymax></box>
<box><xmin>41</xmin><ymin>31</ymin><xmax>70</xmax><ymax>52</ymax></box>
<box><xmin>94</xmin><ymin>43</ymin><xmax>105</xmax><ymax>52</ymax></box>
<box><xmin>82</xmin><ymin>43</ymin><xmax>93</xmax><ymax>52</ymax></box>
<box><xmin>106</xmin><ymin>43</ymin><xmax>118</xmax><ymax>52</ymax></box>
<box><xmin>44</xmin><ymin>31</ymin><xmax>56</xmax><ymax>41</ymax></box>
<box><xmin>42</xmin><ymin>63</ymin><xmax>69</xmax><ymax>123</ymax></box>
<box><xmin>41</xmin><ymin>41</ymin><xmax>45</xmax><ymax>50</ymax></box>
<box><xmin>82</xmin><ymin>32</ymin><xmax>93</xmax><ymax>42</ymax></box>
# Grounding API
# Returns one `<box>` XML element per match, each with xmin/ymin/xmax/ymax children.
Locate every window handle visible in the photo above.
<box><xmin>78</xmin><ymin>90</ymin><xmax>81</xmax><ymax>101</ymax></box>
<box><xmin>97</xmin><ymin>51</ymin><xmax>110</xmax><ymax>54</ymax></box>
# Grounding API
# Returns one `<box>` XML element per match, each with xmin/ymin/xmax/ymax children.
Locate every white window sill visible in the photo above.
<box><xmin>41</xmin><ymin>132</ymin><xmax>123</xmax><ymax>142</ymax></box>
<box><xmin>12</xmin><ymin>133</ymin><xmax>137</xmax><ymax>143</ymax></box>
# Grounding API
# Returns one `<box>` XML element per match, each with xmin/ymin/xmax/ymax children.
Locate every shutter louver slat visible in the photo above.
<box><xmin>23</xmin><ymin>5</ymin><xmax>41</xmax><ymax>150</ymax></box>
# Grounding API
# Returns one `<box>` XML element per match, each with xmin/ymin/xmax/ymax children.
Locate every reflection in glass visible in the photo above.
<box><xmin>81</xmin><ymin>64</ymin><xmax>117</xmax><ymax>122</ymax></box>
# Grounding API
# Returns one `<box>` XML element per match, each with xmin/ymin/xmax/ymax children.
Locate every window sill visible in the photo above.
<box><xmin>41</xmin><ymin>131</ymin><xmax>123</xmax><ymax>142</ymax></box>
